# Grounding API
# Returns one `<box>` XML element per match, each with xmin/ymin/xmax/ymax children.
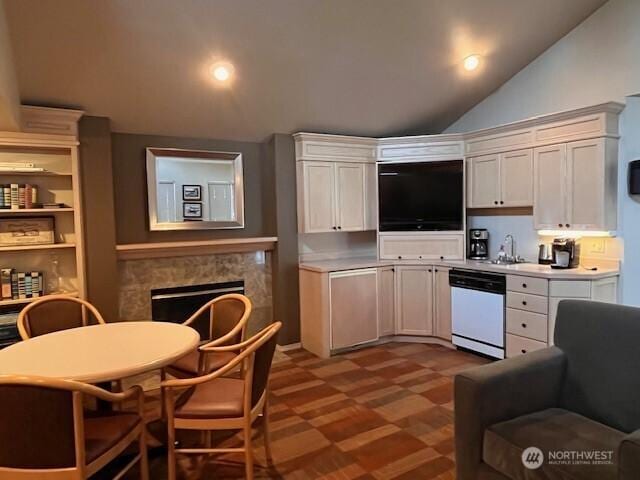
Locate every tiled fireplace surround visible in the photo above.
<box><xmin>117</xmin><ymin>251</ymin><xmax>273</xmax><ymax>336</ymax></box>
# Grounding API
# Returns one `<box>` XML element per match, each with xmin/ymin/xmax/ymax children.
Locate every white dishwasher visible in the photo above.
<box><xmin>449</xmin><ymin>269</ymin><xmax>506</xmax><ymax>359</ymax></box>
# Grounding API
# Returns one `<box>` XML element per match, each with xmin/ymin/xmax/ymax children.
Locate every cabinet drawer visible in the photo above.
<box><xmin>379</xmin><ymin>234</ymin><xmax>464</xmax><ymax>260</ymax></box>
<box><xmin>549</xmin><ymin>280</ymin><xmax>591</xmax><ymax>298</ymax></box>
<box><xmin>506</xmin><ymin>333</ymin><xmax>547</xmax><ymax>358</ymax></box>
<box><xmin>506</xmin><ymin>275</ymin><xmax>548</xmax><ymax>296</ymax></box>
<box><xmin>506</xmin><ymin>292</ymin><xmax>548</xmax><ymax>314</ymax></box>
<box><xmin>506</xmin><ymin>308</ymin><xmax>548</xmax><ymax>342</ymax></box>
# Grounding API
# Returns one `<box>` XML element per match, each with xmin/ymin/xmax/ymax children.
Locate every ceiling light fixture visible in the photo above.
<box><xmin>463</xmin><ymin>54</ymin><xmax>481</xmax><ymax>71</ymax></box>
<box><xmin>209</xmin><ymin>61</ymin><xmax>234</xmax><ymax>84</ymax></box>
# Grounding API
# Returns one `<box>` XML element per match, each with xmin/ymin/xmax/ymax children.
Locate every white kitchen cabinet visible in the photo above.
<box><xmin>534</xmin><ymin>138</ymin><xmax>617</xmax><ymax>231</ymax></box>
<box><xmin>297</xmin><ymin>160</ymin><xmax>367</xmax><ymax>233</ymax></box>
<box><xmin>378</xmin><ymin>266</ymin><xmax>395</xmax><ymax>337</ymax></box>
<box><xmin>330</xmin><ymin>269</ymin><xmax>379</xmax><ymax>350</ymax></box>
<box><xmin>433</xmin><ymin>266</ymin><xmax>452</xmax><ymax>340</ymax></box>
<box><xmin>395</xmin><ymin>266</ymin><xmax>434</xmax><ymax>336</ymax></box>
<box><xmin>468</xmin><ymin>149</ymin><xmax>533</xmax><ymax>208</ymax></box>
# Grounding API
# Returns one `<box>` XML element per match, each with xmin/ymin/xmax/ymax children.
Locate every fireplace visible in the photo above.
<box><xmin>151</xmin><ymin>280</ymin><xmax>244</xmax><ymax>338</ymax></box>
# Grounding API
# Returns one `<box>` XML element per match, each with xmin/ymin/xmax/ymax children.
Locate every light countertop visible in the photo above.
<box><xmin>299</xmin><ymin>257</ymin><xmax>619</xmax><ymax>280</ymax></box>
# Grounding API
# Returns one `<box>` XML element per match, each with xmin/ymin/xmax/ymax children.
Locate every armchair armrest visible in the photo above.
<box><xmin>620</xmin><ymin>429</ymin><xmax>640</xmax><ymax>480</ymax></box>
<box><xmin>454</xmin><ymin>347</ymin><xmax>566</xmax><ymax>480</ymax></box>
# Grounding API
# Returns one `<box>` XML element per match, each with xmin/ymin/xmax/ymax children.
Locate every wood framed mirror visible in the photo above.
<box><xmin>146</xmin><ymin>147</ymin><xmax>245</xmax><ymax>230</ymax></box>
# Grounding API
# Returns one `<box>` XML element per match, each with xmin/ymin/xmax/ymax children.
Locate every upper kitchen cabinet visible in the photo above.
<box><xmin>294</xmin><ymin>133</ymin><xmax>377</xmax><ymax>234</ymax></box>
<box><xmin>467</xmin><ymin>149</ymin><xmax>533</xmax><ymax>208</ymax></box>
<box><xmin>534</xmin><ymin>138</ymin><xmax>618</xmax><ymax>231</ymax></box>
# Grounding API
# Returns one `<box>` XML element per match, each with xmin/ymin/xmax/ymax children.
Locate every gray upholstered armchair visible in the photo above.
<box><xmin>455</xmin><ymin>300</ymin><xmax>640</xmax><ymax>480</ymax></box>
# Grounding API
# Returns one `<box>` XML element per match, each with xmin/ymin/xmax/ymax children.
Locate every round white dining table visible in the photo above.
<box><xmin>0</xmin><ymin>321</ymin><xmax>200</xmax><ymax>383</ymax></box>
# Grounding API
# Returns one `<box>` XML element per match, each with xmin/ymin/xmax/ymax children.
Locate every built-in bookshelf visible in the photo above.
<box><xmin>0</xmin><ymin>113</ymin><xmax>85</xmax><ymax>310</ymax></box>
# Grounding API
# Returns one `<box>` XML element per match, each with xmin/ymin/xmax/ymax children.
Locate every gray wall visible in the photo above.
<box><xmin>78</xmin><ymin>116</ymin><xmax>119</xmax><ymax>321</ymax></box>
<box><xmin>111</xmin><ymin>132</ymin><xmax>273</xmax><ymax>244</ymax></box>
<box><xmin>442</xmin><ymin>0</ymin><xmax>640</xmax><ymax>305</ymax></box>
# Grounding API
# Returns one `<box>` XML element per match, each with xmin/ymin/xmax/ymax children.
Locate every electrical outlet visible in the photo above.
<box><xmin>588</xmin><ymin>238</ymin><xmax>606</xmax><ymax>254</ymax></box>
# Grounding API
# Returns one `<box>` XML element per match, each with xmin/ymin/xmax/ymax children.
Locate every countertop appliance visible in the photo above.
<box><xmin>450</xmin><ymin>269</ymin><xmax>505</xmax><ymax>359</ymax></box>
<box><xmin>378</xmin><ymin>160</ymin><xmax>463</xmax><ymax>231</ymax></box>
<box><xmin>538</xmin><ymin>243</ymin><xmax>553</xmax><ymax>265</ymax></box>
<box><xmin>551</xmin><ymin>238</ymin><xmax>580</xmax><ymax>269</ymax></box>
<box><xmin>469</xmin><ymin>229</ymin><xmax>489</xmax><ymax>260</ymax></box>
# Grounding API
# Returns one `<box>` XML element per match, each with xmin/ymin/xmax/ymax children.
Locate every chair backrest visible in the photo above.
<box><xmin>0</xmin><ymin>377</ymin><xmax>79</xmax><ymax>470</ymax></box>
<box><xmin>18</xmin><ymin>295</ymin><xmax>106</xmax><ymax>340</ymax></box>
<box><xmin>555</xmin><ymin>300</ymin><xmax>640</xmax><ymax>433</ymax></box>
<box><xmin>185</xmin><ymin>293</ymin><xmax>251</xmax><ymax>343</ymax></box>
<box><xmin>246</xmin><ymin>322</ymin><xmax>281</xmax><ymax>408</ymax></box>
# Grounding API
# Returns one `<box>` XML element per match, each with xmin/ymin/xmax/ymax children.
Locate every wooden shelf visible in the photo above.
<box><xmin>0</xmin><ymin>291</ymin><xmax>79</xmax><ymax>307</ymax></box>
<box><xmin>0</xmin><ymin>208</ymin><xmax>74</xmax><ymax>214</ymax></box>
<box><xmin>116</xmin><ymin>237</ymin><xmax>278</xmax><ymax>260</ymax></box>
<box><xmin>0</xmin><ymin>243</ymin><xmax>76</xmax><ymax>253</ymax></box>
<box><xmin>0</xmin><ymin>171</ymin><xmax>72</xmax><ymax>177</ymax></box>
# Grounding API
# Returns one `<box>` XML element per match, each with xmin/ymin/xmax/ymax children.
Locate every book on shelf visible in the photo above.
<box><xmin>0</xmin><ymin>183</ymin><xmax>39</xmax><ymax>209</ymax></box>
<box><xmin>0</xmin><ymin>162</ymin><xmax>45</xmax><ymax>173</ymax></box>
<box><xmin>0</xmin><ymin>269</ymin><xmax>44</xmax><ymax>300</ymax></box>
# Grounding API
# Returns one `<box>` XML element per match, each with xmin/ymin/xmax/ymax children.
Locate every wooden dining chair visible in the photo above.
<box><xmin>17</xmin><ymin>295</ymin><xmax>107</xmax><ymax>341</ymax></box>
<box><xmin>0</xmin><ymin>374</ymin><xmax>149</xmax><ymax>480</ymax></box>
<box><xmin>162</xmin><ymin>321</ymin><xmax>282</xmax><ymax>480</ymax></box>
<box><xmin>164</xmin><ymin>293</ymin><xmax>252</xmax><ymax>379</ymax></box>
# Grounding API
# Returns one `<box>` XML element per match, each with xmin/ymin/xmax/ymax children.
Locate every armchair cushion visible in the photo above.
<box><xmin>454</xmin><ymin>347</ymin><xmax>566</xmax><ymax>480</ymax></box>
<box><xmin>484</xmin><ymin>408</ymin><xmax>622</xmax><ymax>480</ymax></box>
<box><xmin>619</xmin><ymin>429</ymin><xmax>640</xmax><ymax>480</ymax></box>
<box><xmin>168</xmin><ymin>349</ymin><xmax>236</xmax><ymax>377</ymax></box>
<box><xmin>174</xmin><ymin>377</ymin><xmax>244</xmax><ymax>419</ymax></box>
<box><xmin>84</xmin><ymin>411</ymin><xmax>141</xmax><ymax>463</ymax></box>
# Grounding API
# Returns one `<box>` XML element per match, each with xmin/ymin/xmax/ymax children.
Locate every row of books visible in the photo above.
<box><xmin>0</xmin><ymin>269</ymin><xmax>44</xmax><ymax>300</ymax></box>
<box><xmin>0</xmin><ymin>183</ymin><xmax>38</xmax><ymax>209</ymax></box>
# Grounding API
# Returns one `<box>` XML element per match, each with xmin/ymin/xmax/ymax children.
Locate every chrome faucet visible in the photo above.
<box><xmin>504</xmin><ymin>234</ymin><xmax>515</xmax><ymax>261</ymax></box>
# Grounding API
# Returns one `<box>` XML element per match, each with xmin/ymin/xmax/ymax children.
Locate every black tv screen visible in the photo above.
<box><xmin>378</xmin><ymin>160</ymin><xmax>463</xmax><ymax>231</ymax></box>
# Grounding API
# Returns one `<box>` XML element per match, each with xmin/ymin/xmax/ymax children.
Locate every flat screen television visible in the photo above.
<box><xmin>378</xmin><ymin>160</ymin><xmax>464</xmax><ymax>231</ymax></box>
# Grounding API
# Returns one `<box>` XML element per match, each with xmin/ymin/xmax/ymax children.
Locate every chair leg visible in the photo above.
<box><xmin>160</xmin><ymin>369</ymin><xmax>167</xmax><ymax>419</ymax></box>
<box><xmin>263</xmin><ymin>397</ymin><xmax>273</xmax><ymax>465</ymax></box>
<box><xmin>166</xmin><ymin>395</ymin><xmax>177</xmax><ymax>480</ymax></box>
<box><xmin>244</xmin><ymin>421</ymin><xmax>254</xmax><ymax>480</ymax></box>
<box><xmin>139</xmin><ymin>425</ymin><xmax>149</xmax><ymax>480</ymax></box>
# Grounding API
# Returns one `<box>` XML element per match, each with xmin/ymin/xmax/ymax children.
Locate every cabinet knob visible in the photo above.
<box><xmin>391</xmin><ymin>268</ymin><xmax>395</xmax><ymax>272</ymax></box>
<box><xmin>522</xmin><ymin>323</ymin><xmax>527</xmax><ymax>328</ymax></box>
<box><xmin>332</xmin><ymin>226</ymin><xmax>337</xmax><ymax>230</ymax></box>
<box><xmin>500</xmin><ymin>201</ymin><xmax>504</xmax><ymax>205</ymax></box>
<box><xmin>435</xmin><ymin>268</ymin><xmax>439</xmax><ymax>272</ymax></box>
<box><xmin>494</xmin><ymin>201</ymin><xmax>498</xmax><ymax>205</ymax></box>
<box><xmin>419</xmin><ymin>255</ymin><xmax>423</xmax><ymax>259</ymax></box>
<box><xmin>521</xmin><ymin>349</ymin><xmax>527</xmax><ymax>354</ymax></box>
<box><xmin>522</xmin><ymin>300</ymin><xmax>527</xmax><ymax>306</ymax></box>
<box><xmin>565</xmin><ymin>224</ymin><xmax>570</xmax><ymax>228</ymax></box>
<box><xmin>558</xmin><ymin>223</ymin><xmax>563</xmax><ymax>228</ymax></box>
<box><xmin>337</xmin><ymin>226</ymin><xmax>342</xmax><ymax>230</ymax></box>
<box><xmin>440</xmin><ymin>256</ymin><xmax>444</xmax><ymax>260</ymax></box>
<box><xmin>398</xmin><ymin>256</ymin><xmax>402</xmax><ymax>260</ymax></box>
<box><xmin>522</xmin><ymin>283</ymin><xmax>527</xmax><ymax>288</ymax></box>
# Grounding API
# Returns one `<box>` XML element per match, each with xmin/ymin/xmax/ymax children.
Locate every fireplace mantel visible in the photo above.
<box><xmin>116</xmin><ymin>237</ymin><xmax>277</xmax><ymax>260</ymax></box>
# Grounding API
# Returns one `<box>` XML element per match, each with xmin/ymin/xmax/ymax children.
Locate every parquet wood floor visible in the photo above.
<box><xmin>106</xmin><ymin>342</ymin><xmax>488</xmax><ymax>480</ymax></box>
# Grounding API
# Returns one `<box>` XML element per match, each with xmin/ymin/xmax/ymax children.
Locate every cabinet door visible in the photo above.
<box><xmin>395</xmin><ymin>266</ymin><xmax>433</xmax><ymax>335</ymax></box>
<box><xmin>301</xmin><ymin>161</ymin><xmax>336</xmax><ymax>233</ymax></box>
<box><xmin>566</xmin><ymin>139</ymin><xmax>605</xmax><ymax>230</ymax></box>
<box><xmin>433</xmin><ymin>267</ymin><xmax>452</xmax><ymax>340</ymax></box>
<box><xmin>500</xmin><ymin>149</ymin><xmax>533</xmax><ymax>207</ymax></box>
<box><xmin>468</xmin><ymin>154</ymin><xmax>500</xmax><ymax>208</ymax></box>
<box><xmin>533</xmin><ymin>144</ymin><xmax>567</xmax><ymax>230</ymax></box>
<box><xmin>335</xmin><ymin>162</ymin><xmax>366</xmax><ymax>231</ymax></box>
<box><xmin>330</xmin><ymin>269</ymin><xmax>378</xmax><ymax>350</ymax></box>
<box><xmin>378</xmin><ymin>266</ymin><xmax>395</xmax><ymax>336</ymax></box>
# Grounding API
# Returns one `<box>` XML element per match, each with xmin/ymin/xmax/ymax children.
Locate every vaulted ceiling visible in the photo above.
<box><xmin>4</xmin><ymin>0</ymin><xmax>606</xmax><ymax>142</ymax></box>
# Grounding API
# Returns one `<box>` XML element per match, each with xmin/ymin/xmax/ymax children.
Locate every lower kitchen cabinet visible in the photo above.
<box><xmin>434</xmin><ymin>266</ymin><xmax>452</xmax><ymax>340</ymax></box>
<box><xmin>378</xmin><ymin>266</ymin><xmax>395</xmax><ymax>337</ymax></box>
<box><xmin>330</xmin><ymin>269</ymin><xmax>379</xmax><ymax>350</ymax></box>
<box><xmin>395</xmin><ymin>266</ymin><xmax>434</xmax><ymax>336</ymax></box>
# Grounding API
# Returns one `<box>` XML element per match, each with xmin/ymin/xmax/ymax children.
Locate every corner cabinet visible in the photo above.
<box><xmin>467</xmin><ymin>149</ymin><xmax>533</xmax><ymax>208</ymax></box>
<box><xmin>533</xmin><ymin>138</ymin><xmax>617</xmax><ymax>231</ymax></box>
<box><xmin>294</xmin><ymin>133</ymin><xmax>377</xmax><ymax>234</ymax></box>
<box><xmin>395</xmin><ymin>266</ymin><xmax>434</xmax><ymax>335</ymax></box>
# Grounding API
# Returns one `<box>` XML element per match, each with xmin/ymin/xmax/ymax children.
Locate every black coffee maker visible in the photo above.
<box><xmin>469</xmin><ymin>229</ymin><xmax>489</xmax><ymax>260</ymax></box>
<box><xmin>551</xmin><ymin>238</ymin><xmax>581</xmax><ymax>269</ymax></box>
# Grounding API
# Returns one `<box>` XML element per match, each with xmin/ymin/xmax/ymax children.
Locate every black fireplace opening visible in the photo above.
<box><xmin>151</xmin><ymin>280</ymin><xmax>244</xmax><ymax>338</ymax></box>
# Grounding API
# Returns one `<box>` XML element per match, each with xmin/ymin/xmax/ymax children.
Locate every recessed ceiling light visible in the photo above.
<box><xmin>210</xmin><ymin>62</ymin><xmax>234</xmax><ymax>83</ymax></box>
<box><xmin>463</xmin><ymin>54</ymin><xmax>481</xmax><ymax>71</ymax></box>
